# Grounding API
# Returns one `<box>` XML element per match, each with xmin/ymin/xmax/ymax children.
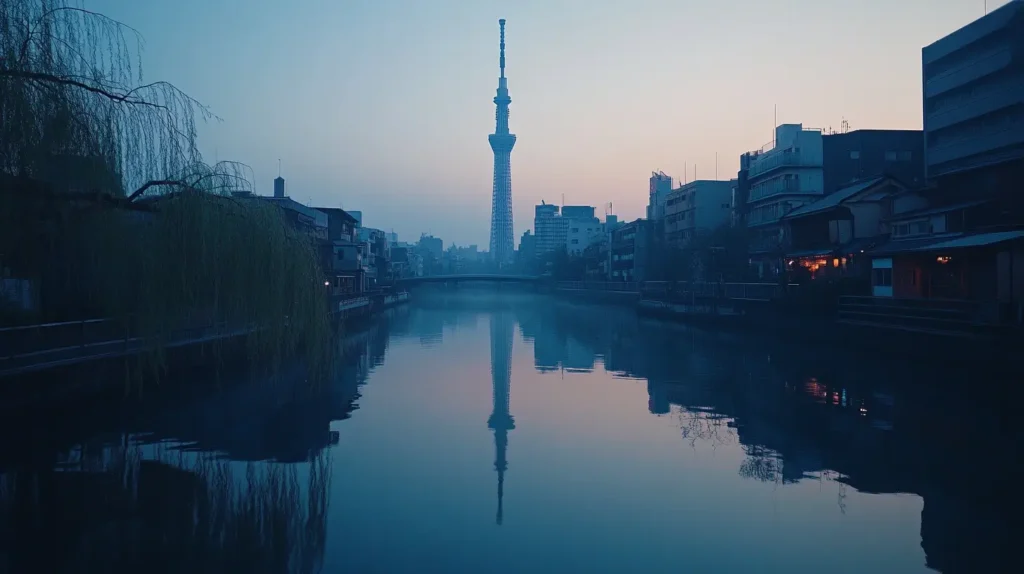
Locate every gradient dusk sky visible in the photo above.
<box><xmin>88</xmin><ymin>0</ymin><xmax>1005</xmax><ymax>247</ymax></box>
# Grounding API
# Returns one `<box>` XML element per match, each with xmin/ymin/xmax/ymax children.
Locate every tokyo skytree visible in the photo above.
<box><xmin>488</xmin><ymin>19</ymin><xmax>516</xmax><ymax>266</ymax></box>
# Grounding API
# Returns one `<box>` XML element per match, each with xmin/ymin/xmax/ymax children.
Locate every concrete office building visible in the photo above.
<box><xmin>922</xmin><ymin>0</ymin><xmax>1024</xmax><ymax>191</ymax></box>
<box><xmin>740</xmin><ymin>124</ymin><xmax>825</xmax><ymax>277</ymax></box>
<box><xmin>533</xmin><ymin>203</ymin><xmax>567</xmax><ymax>258</ymax></box>
<box><xmin>663</xmin><ymin>180</ymin><xmax>734</xmax><ymax>249</ymax></box>
<box><xmin>822</xmin><ymin>129</ymin><xmax>926</xmax><ymax>193</ymax></box>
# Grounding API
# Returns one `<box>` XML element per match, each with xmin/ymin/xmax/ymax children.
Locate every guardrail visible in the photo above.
<box><xmin>0</xmin><ymin>317</ymin><xmax>254</xmax><ymax>378</ymax></box>
<box><xmin>557</xmin><ymin>281</ymin><xmax>640</xmax><ymax>292</ymax></box>
<box><xmin>643</xmin><ymin>281</ymin><xmax>797</xmax><ymax>301</ymax></box>
<box><xmin>555</xmin><ymin>280</ymin><xmax>797</xmax><ymax>301</ymax></box>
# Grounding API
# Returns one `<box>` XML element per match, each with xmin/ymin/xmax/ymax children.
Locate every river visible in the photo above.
<box><xmin>0</xmin><ymin>290</ymin><xmax>1018</xmax><ymax>573</ymax></box>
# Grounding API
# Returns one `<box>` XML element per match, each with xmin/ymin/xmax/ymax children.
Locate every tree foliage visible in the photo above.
<box><xmin>0</xmin><ymin>1</ymin><xmax>332</xmax><ymax>381</ymax></box>
<box><xmin>653</xmin><ymin>224</ymin><xmax>753</xmax><ymax>282</ymax></box>
<box><xmin>0</xmin><ymin>0</ymin><xmax>214</xmax><ymax>195</ymax></box>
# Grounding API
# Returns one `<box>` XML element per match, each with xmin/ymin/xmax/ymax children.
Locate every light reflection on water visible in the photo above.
<box><xmin>0</xmin><ymin>291</ymin><xmax>1019</xmax><ymax>573</ymax></box>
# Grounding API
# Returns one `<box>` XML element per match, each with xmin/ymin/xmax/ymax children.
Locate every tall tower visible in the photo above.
<box><xmin>487</xmin><ymin>312</ymin><xmax>515</xmax><ymax>525</ymax></box>
<box><xmin>488</xmin><ymin>19</ymin><xmax>516</xmax><ymax>267</ymax></box>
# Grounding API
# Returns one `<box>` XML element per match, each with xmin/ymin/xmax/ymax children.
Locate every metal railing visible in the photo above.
<box><xmin>643</xmin><ymin>281</ymin><xmax>796</xmax><ymax>301</ymax></box>
<box><xmin>555</xmin><ymin>281</ymin><xmax>796</xmax><ymax>300</ymax></box>
<box><xmin>0</xmin><ymin>316</ymin><xmax>255</xmax><ymax>377</ymax></box>
<box><xmin>557</xmin><ymin>281</ymin><xmax>640</xmax><ymax>292</ymax></box>
<box><xmin>748</xmin><ymin>150</ymin><xmax>813</xmax><ymax>178</ymax></box>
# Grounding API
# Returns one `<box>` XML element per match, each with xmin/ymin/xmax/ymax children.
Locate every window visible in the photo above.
<box><xmin>911</xmin><ymin>221</ymin><xmax>930</xmax><ymax>235</ymax></box>
<box><xmin>571</xmin><ymin>228</ymin><xmax>579</xmax><ymax>233</ymax></box>
<box><xmin>885</xmin><ymin>151</ymin><xmax>898</xmax><ymax>161</ymax></box>
<box><xmin>898</xmin><ymin>151</ymin><xmax>912</xmax><ymax>161</ymax></box>
<box><xmin>337</xmin><ymin>251</ymin><xmax>345</xmax><ymax>260</ymax></box>
<box><xmin>571</xmin><ymin>239</ymin><xmax>579</xmax><ymax>244</ymax></box>
<box><xmin>872</xmin><ymin>268</ymin><xmax>892</xmax><ymax>287</ymax></box>
<box><xmin>850</xmin><ymin>151</ymin><xmax>860</xmax><ymax>159</ymax></box>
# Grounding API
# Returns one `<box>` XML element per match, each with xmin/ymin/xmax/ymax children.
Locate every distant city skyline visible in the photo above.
<box><xmin>86</xmin><ymin>0</ymin><xmax>1010</xmax><ymax>246</ymax></box>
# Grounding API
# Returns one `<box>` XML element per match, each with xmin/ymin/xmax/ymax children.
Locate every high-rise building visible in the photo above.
<box><xmin>648</xmin><ymin>171</ymin><xmax>673</xmax><ymax>220</ymax></box>
<box><xmin>922</xmin><ymin>0</ymin><xmax>1024</xmax><ymax>191</ymax></box>
<box><xmin>534</xmin><ymin>203</ymin><xmax>566</xmax><ymax>257</ymax></box>
<box><xmin>488</xmin><ymin>19</ymin><xmax>516</xmax><ymax>267</ymax></box>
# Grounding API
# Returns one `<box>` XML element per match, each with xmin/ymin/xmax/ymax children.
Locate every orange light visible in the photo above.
<box><xmin>832</xmin><ymin>258</ymin><xmax>840</xmax><ymax>267</ymax></box>
<box><xmin>936</xmin><ymin>256</ymin><xmax>951</xmax><ymax>264</ymax></box>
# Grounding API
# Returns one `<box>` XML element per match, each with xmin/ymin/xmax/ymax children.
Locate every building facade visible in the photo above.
<box><xmin>647</xmin><ymin>171</ymin><xmax>673</xmax><ymax>221</ymax></box>
<box><xmin>610</xmin><ymin>219</ymin><xmax>653</xmax><ymax>282</ymax></box>
<box><xmin>822</xmin><ymin>129</ymin><xmax>925</xmax><ymax>194</ymax></box>
<box><xmin>742</xmin><ymin>124</ymin><xmax>825</xmax><ymax>277</ymax></box>
<box><xmin>663</xmin><ymin>180</ymin><xmax>733</xmax><ymax>249</ymax></box>
<box><xmin>534</xmin><ymin>203</ymin><xmax>567</xmax><ymax>258</ymax></box>
<box><xmin>922</xmin><ymin>0</ymin><xmax>1024</xmax><ymax>186</ymax></box>
<box><xmin>563</xmin><ymin>205</ymin><xmax>602</xmax><ymax>256</ymax></box>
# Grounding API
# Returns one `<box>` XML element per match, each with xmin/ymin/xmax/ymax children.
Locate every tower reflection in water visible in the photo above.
<box><xmin>487</xmin><ymin>311</ymin><xmax>515</xmax><ymax>525</ymax></box>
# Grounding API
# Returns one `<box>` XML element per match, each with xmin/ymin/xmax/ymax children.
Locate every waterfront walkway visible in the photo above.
<box><xmin>0</xmin><ymin>291</ymin><xmax>409</xmax><ymax>379</ymax></box>
<box><xmin>0</xmin><ymin>318</ymin><xmax>254</xmax><ymax>378</ymax></box>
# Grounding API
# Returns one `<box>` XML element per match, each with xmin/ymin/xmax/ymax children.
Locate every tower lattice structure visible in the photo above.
<box><xmin>488</xmin><ymin>19</ymin><xmax>516</xmax><ymax>266</ymax></box>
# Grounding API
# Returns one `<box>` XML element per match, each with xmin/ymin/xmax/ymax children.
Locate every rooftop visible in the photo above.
<box><xmin>782</xmin><ymin>177</ymin><xmax>891</xmax><ymax>220</ymax></box>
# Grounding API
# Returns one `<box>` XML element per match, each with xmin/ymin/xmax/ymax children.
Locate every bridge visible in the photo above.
<box><xmin>394</xmin><ymin>274</ymin><xmax>542</xmax><ymax>286</ymax></box>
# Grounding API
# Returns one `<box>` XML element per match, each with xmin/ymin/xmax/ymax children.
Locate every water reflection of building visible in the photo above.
<box><xmin>487</xmin><ymin>312</ymin><xmax>515</xmax><ymax>525</ymax></box>
<box><xmin>525</xmin><ymin>299</ymin><xmax>1018</xmax><ymax>572</ymax></box>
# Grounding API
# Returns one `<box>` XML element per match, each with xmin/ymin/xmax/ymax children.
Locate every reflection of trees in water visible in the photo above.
<box><xmin>0</xmin><ymin>442</ymin><xmax>331</xmax><ymax>574</ymax></box>
<box><xmin>738</xmin><ymin>445</ymin><xmax>784</xmax><ymax>484</ymax></box>
<box><xmin>677</xmin><ymin>409</ymin><xmax>736</xmax><ymax>450</ymax></box>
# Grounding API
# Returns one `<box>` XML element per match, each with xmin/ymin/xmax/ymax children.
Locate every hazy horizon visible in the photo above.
<box><xmin>88</xmin><ymin>0</ymin><xmax>1008</xmax><ymax>247</ymax></box>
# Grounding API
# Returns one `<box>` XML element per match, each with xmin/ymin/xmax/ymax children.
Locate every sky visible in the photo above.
<box><xmin>87</xmin><ymin>0</ymin><xmax>1008</xmax><ymax>247</ymax></box>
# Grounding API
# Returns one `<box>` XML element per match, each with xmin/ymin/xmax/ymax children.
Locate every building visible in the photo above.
<box><xmin>259</xmin><ymin>196</ymin><xmax>328</xmax><ymax>242</ymax></box>
<box><xmin>273</xmin><ymin>176</ymin><xmax>285</xmax><ymax>198</ymax></box>
<box><xmin>563</xmin><ymin>205</ymin><xmax>602</xmax><ymax>256</ymax></box>
<box><xmin>867</xmin><ymin>194</ymin><xmax>1024</xmax><ymax>309</ymax></box>
<box><xmin>741</xmin><ymin>123</ymin><xmax>825</xmax><ymax>277</ymax></box>
<box><xmin>418</xmin><ymin>234</ymin><xmax>443</xmax><ymax>259</ymax></box>
<box><xmin>358</xmin><ymin>227</ymin><xmax>391</xmax><ymax>287</ymax></box>
<box><xmin>647</xmin><ymin>171</ymin><xmax>673</xmax><ymax>221</ymax></box>
<box><xmin>782</xmin><ymin>176</ymin><xmax>908</xmax><ymax>280</ymax></box>
<box><xmin>488</xmin><ymin>19</ymin><xmax>516</xmax><ymax>266</ymax></box>
<box><xmin>844</xmin><ymin>0</ymin><xmax>1024</xmax><ymax>318</ymax></box>
<box><xmin>517</xmin><ymin>230</ymin><xmax>536</xmax><ymax>271</ymax></box>
<box><xmin>922</xmin><ymin>0</ymin><xmax>1024</xmax><ymax>188</ymax></box>
<box><xmin>822</xmin><ymin>129</ymin><xmax>925</xmax><ymax>194</ymax></box>
<box><xmin>610</xmin><ymin>219</ymin><xmax>654</xmax><ymax>282</ymax></box>
<box><xmin>534</xmin><ymin>203</ymin><xmax>567</xmax><ymax>258</ymax></box>
<box><xmin>663</xmin><ymin>180</ymin><xmax>733</xmax><ymax>249</ymax></box>
<box><xmin>316</xmin><ymin>207</ymin><xmax>364</xmax><ymax>293</ymax></box>
<box><xmin>418</xmin><ymin>234</ymin><xmax>443</xmax><ymax>275</ymax></box>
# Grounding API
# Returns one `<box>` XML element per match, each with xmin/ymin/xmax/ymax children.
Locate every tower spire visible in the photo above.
<box><xmin>499</xmin><ymin>19</ymin><xmax>506</xmax><ymax>79</ymax></box>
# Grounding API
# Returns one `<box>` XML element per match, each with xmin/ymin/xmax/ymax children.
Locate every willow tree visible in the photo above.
<box><xmin>1</xmin><ymin>0</ymin><xmax>331</xmax><ymax>380</ymax></box>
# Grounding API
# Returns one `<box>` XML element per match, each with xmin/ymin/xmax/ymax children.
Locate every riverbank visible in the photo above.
<box><xmin>0</xmin><ymin>291</ymin><xmax>411</xmax><ymax>408</ymax></box>
<box><xmin>554</xmin><ymin>283</ymin><xmax>1022</xmax><ymax>371</ymax></box>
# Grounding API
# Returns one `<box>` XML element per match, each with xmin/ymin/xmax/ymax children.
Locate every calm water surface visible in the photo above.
<box><xmin>1</xmin><ymin>291</ymin><xmax>1018</xmax><ymax>573</ymax></box>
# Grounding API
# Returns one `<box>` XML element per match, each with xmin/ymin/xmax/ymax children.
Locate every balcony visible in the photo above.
<box><xmin>748</xmin><ymin>150</ymin><xmax>817</xmax><ymax>179</ymax></box>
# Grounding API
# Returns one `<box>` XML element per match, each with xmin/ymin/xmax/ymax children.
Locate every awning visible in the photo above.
<box><xmin>870</xmin><ymin>230</ymin><xmax>1024</xmax><ymax>255</ymax></box>
<box><xmin>918</xmin><ymin>230</ymin><xmax>1024</xmax><ymax>251</ymax></box>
